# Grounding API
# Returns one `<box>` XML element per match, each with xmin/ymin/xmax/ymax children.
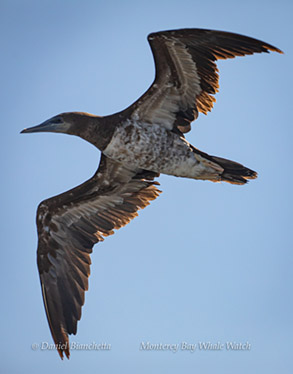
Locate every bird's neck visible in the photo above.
<box><xmin>72</xmin><ymin>115</ymin><xmax>117</xmax><ymax>151</ymax></box>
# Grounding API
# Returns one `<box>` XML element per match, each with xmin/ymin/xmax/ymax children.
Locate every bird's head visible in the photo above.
<box><xmin>21</xmin><ymin>114</ymin><xmax>71</xmax><ymax>134</ymax></box>
<box><xmin>21</xmin><ymin>112</ymin><xmax>104</xmax><ymax>148</ymax></box>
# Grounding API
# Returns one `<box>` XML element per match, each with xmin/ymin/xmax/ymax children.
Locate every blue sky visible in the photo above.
<box><xmin>1</xmin><ymin>0</ymin><xmax>292</xmax><ymax>373</ymax></box>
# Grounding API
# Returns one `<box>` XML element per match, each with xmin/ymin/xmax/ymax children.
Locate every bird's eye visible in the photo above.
<box><xmin>54</xmin><ymin>118</ymin><xmax>62</xmax><ymax>124</ymax></box>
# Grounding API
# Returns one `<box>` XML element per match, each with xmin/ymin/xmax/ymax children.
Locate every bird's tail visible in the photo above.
<box><xmin>209</xmin><ymin>155</ymin><xmax>257</xmax><ymax>185</ymax></box>
<box><xmin>191</xmin><ymin>146</ymin><xmax>257</xmax><ymax>185</ymax></box>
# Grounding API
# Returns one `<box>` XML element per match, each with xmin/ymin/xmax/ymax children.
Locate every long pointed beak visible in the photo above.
<box><xmin>21</xmin><ymin>118</ymin><xmax>64</xmax><ymax>134</ymax></box>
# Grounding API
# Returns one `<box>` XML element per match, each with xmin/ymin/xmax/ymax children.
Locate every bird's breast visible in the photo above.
<box><xmin>103</xmin><ymin>121</ymin><xmax>200</xmax><ymax>177</ymax></box>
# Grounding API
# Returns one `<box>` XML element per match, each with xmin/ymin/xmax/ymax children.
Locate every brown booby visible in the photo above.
<box><xmin>21</xmin><ymin>28</ymin><xmax>282</xmax><ymax>359</ymax></box>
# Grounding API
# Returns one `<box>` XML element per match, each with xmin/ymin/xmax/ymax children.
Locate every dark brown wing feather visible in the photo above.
<box><xmin>36</xmin><ymin>154</ymin><xmax>161</xmax><ymax>359</ymax></box>
<box><xmin>129</xmin><ymin>28</ymin><xmax>282</xmax><ymax>133</ymax></box>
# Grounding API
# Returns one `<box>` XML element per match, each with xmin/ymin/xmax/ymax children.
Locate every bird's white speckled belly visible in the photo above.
<box><xmin>103</xmin><ymin>121</ymin><xmax>217</xmax><ymax>179</ymax></box>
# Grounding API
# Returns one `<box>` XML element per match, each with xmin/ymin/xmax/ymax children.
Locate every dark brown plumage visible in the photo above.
<box><xmin>36</xmin><ymin>156</ymin><xmax>160</xmax><ymax>359</ymax></box>
<box><xmin>21</xmin><ymin>28</ymin><xmax>282</xmax><ymax>359</ymax></box>
<box><xmin>127</xmin><ymin>28</ymin><xmax>282</xmax><ymax>133</ymax></box>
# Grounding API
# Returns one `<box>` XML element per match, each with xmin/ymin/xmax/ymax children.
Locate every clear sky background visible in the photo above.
<box><xmin>1</xmin><ymin>0</ymin><xmax>292</xmax><ymax>373</ymax></box>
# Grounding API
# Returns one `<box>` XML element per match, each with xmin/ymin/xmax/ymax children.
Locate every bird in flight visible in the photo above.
<box><xmin>21</xmin><ymin>28</ymin><xmax>282</xmax><ymax>359</ymax></box>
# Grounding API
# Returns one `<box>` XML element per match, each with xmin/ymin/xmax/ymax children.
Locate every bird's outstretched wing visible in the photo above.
<box><xmin>36</xmin><ymin>154</ymin><xmax>161</xmax><ymax>359</ymax></box>
<box><xmin>129</xmin><ymin>28</ymin><xmax>282</xmax><ymax>133</ymax></box>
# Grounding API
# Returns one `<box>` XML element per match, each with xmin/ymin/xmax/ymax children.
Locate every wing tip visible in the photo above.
<box><xmin>270</xmin><ymin>46</ymin><xmax>284</xmax><ymax>54</ymax></box>
<box><xmin>57</xmin><ymin>344</ymin><xmax>70</xmax><ymax>360</ymax></box>
<box><xmin>41</xmin><ymin>282</ymin><xmax>71</xmax><ymax>359</ymax></box>
<box><xmin>263</xmin><ymin>43</ymin><xmax>283</xmax><ymax>55</ymax></box>
<box><xmin>54</xmin><ymin>330</ymin><xmax>71</xmax><ymax>360</ymax></box>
